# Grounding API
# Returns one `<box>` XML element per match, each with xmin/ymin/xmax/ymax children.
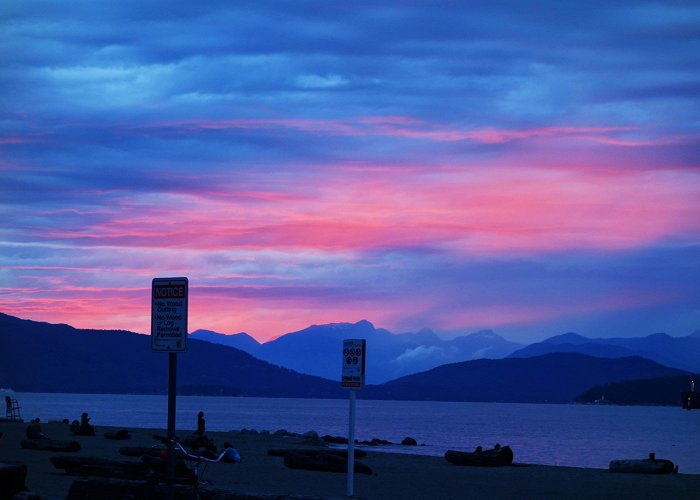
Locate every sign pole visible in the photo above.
<box><xmin>341</xmin><ymin>338</ymin><xmax>365</xmax><ymax>498</ymax></box>
<box><xmin>347</xmin><ymin>389</ymin><xmax>357</xmax><ymax>497</ymax></box>
<box><xmin>151</xmin><ymin>276</ymin><xmax>188</xmax><ymax>500</ymax></box>
<box><xmin>167</xmin><ymin>352</ymin><xmax>177</xmax><ymax>498</ymax></box>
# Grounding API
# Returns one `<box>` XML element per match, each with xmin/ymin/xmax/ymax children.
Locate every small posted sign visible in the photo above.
<box><xmin>151</xmin><ymin>277</ymin><xmax>188</xmax><ymax>352</ymax></box>
<box><xmin>341</xmin><ymin>339</ymin><xmax>366</xmax><ymax>389</ymax></box>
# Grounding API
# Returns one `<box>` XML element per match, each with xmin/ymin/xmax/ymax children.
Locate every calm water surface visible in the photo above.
<box><xmin>14</xmin><ymin>393</ymin><xmax>700</xmax><ymax>473</ymax></box>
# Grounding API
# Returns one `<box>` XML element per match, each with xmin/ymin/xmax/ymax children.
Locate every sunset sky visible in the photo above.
<box><xmin>2</xmin><ymin>1</ymin><xmax>699</xmax><ymax>343</ymax></box>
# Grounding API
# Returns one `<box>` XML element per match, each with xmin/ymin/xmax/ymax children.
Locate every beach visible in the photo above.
<box><xmin>2</xmin><ymin>420</ymin><xmax>699</xmax><ymax>499</ymax></box>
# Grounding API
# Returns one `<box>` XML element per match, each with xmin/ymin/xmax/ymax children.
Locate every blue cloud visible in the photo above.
<box><xmin>1</xmin><ymin>1</ymin><xmax>699</xmax><ymax>340</ymax></box>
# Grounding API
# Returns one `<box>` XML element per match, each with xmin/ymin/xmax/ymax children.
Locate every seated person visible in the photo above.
<box><xmin>26</xmin><ymin>418</ymin><xmax>49</xmax><ymax>439</ymax></box>
<box><xmin>70</xmin><ymin>412</ymin><xmax>95</xmax><ymax>435</ymax></box>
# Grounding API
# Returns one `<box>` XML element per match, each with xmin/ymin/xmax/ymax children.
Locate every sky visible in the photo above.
<box><xmin>1</xmin><ymin>1</ymin><xmax>699</xmax><ymax>344</ymax></box>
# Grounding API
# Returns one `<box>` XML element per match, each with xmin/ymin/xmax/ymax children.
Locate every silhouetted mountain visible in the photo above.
<box><xmin>539</xmin><ymin>332</ymin><xmax>593</xmax><ymax>345</ymax></box>
<box><xmin>0</xmin><ymin>313</ymin><xmax>342</xmax><ymax>398</ymax></box>
<box><xmin>190</xmin><ymin>329</ymin><xmax>261</xmax><ymax>354</ymax></box>
<box><xmin>509</xmin><ymin>341</ymin><xmax>637</xmax><ymax>359</ymax></box>
<box><xmin>508</xmin><ymin>331</ymin><xmax>700</xmax><ymax>372</ymax></box>
<box><xmin>3</xmin><ymin>312</ymin><xmax>689</xmax><ymax>404</ymax></box>
<box><xmin>195</xmin><ymin>320</ymin><xmax>523</xmax><ymax>383</ymax></box>
<box><xmin>575</xmin><ymin>374</ymin><xmax>699</xmax><ymax>406</ymax></box>
<box><xmin>362</xmin><ymin>353</ymin><xmax>687</xmax><ymax>403</ymax></box>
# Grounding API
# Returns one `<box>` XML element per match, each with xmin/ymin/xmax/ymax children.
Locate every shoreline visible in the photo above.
<box><xmin>2</xmin><ymin>421</ymin><xmax>700</xmax><ymax>499</ymax></box>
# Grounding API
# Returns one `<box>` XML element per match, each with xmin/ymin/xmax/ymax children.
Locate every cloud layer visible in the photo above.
<box><xmin>2</xmin><ymin>1</ymin><xmax>699</xmax><ymax>341</ymax></box>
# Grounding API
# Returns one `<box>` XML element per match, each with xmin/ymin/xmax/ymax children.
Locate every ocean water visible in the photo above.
<box><xmin>13</xmin><ymin>392</ymin><xmax>700</xmax><ymax>473</ymax></box>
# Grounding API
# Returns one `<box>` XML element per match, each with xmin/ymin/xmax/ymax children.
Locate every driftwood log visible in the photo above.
<box><xmin>66</xmin><ymin>477</ymin><xmax>328</xmax><ymax>500</ymax></box>
<box><xmin>282</xmin><ymin>450</ymin><xmax>372</xmax><ymax>475</ymax></box>
<box><xmin>21</xmin><ymin>439</ymin><xmax>80</xmax><ymax>452</ymax></box>
<box><xmin>119</xmin><ymin>446</ymin><xmax>163</xmax><ymax>458</ymax></box>
<box><xmin>267</xmin><ymin>448</ymin><xmax>367</xmax><ymax>459</ymax></box>
<box><xmin>51</xmin><ymin>455</ymin><xmax>194</xmax><ymax>482</ymax></box>
<box><xmin>445</xmin><ymin>445</ymin><xmax>514</xmax><ymax>467</ymax></box>
<box><xmin>104</xmin><ymin>429</ymin><xmax>131</xmax><ymax>440</ymax></box>
<box><xmin>0</xmin><ymin>461</ymin><xmax>28</xmax><ymax>499</ymax></box>
<box><xmin>609</xmin><ymin>457</ymin><xmax>676</xmax><ymax>474</ymax></box>
<box><xmin>51</xmin><ymin>456</ymin><xmax>154</xmax><ymax>480</ymax></box>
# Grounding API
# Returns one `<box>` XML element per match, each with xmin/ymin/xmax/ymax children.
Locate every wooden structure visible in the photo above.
<box><xmin>4</xmin><ymin>396</ymin><xmax>21</xmax><ymax>421</ymax></box>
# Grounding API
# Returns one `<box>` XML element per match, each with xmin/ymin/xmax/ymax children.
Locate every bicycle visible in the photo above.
<box><xmin>152</xmin><ymin>434</ymin><xmax>241</xmax><ymax>498</ymax></box>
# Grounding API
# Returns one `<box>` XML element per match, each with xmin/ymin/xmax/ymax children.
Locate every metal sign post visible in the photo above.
<box><xmin>347</xmin><ymin>389</ymin><xmax>357</xmax><ymax>497</ymax></box>
<box><xmin>151</xmin><ymin>277</ymin><xmax>188</xmax><ymax>500</ymax></box>
<box><xmin>151</xmin><ymin>277</ymin><xmax>189</xmax><ymax>353</ymax></box>
<box><xmin>341</xmin><ymin>339</ymin><xmax>366</xmax><ymax>498</ymax></box>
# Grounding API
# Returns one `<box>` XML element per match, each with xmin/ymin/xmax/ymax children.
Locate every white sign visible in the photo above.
<box><xmin>151</xmin><ymin>277</ymin><xmax>188</xmax><ymax>352</ymax></box>
<box><xmin>341</xmin><ymin>339</ymin><xmax>366</xmax><ymax>388</ymax></box>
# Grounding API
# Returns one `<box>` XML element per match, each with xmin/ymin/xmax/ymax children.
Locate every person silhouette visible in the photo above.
<box><xmin>26</xmin><ymin>418</ymin><xmax>48</xmax><ymax>439</ymax></box>
<box><xmin>196</xmin><ymin>411</ymin><xmax>205</xmax><ymax>435</ymax></box>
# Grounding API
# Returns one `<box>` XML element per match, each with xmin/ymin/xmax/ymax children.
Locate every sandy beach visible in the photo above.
<box><xmin>2</xmin><ymin>420</ymin><xmax>699</xmax><ymax>499</ymax></box>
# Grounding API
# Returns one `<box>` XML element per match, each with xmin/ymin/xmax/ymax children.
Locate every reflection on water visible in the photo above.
<box><xmin>15</xmin><ymin>392</ymin><xmax>700</xmax><ymax>473</ymax></box>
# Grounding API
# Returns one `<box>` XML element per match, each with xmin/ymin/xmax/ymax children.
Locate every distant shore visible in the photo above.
<box><xmin>2</xmin><ymin>420</ymin><xmax>700</xmax><ymax>499</ymax></box>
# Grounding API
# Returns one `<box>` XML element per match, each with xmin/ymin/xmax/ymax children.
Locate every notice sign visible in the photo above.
<box><xmin>341</xmin><ymin>339</ymin><xmax>366</xmax><ymax>389</ymax></box>
<box><xmin>151</xmin><ymin>277</ymin><xmax>188</xmax><ymax>352</ymax></box>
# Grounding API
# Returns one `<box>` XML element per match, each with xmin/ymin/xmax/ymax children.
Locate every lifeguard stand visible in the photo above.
<box><xmin>4</xmin><ymin>395</ymin><xmax>21</xmax><ymax>420</ymax></box>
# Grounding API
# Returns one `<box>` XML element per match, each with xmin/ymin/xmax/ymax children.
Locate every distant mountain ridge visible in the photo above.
<box><xmin>190</xmin><ymin>329</ymin><xmax>261</xmax><ymax>353</ymax></box>
<box><xmin>191</xmin><ymin>321</ymin><xmax>524</xmax><ymax>383</ymax></box>
<box><xmin>508</xmin><ymin>331</ymin><xmax>700</xmax><ymax>373</ymax></box>
<box><xmin>575</xmin><ymin>373</ymin><xmax>698</xmax><ymax>406</ymax></box>
<box><xmin>362</xmin><ymin>353</ymin><xmax>688</xmax><ymax>403</ymax></box>
<box><xmin>0</xmin><ymin>313</ymin><xmax>342</xmax><ymax>398</ymax></box>
<box><xmin>0</xmin><ymin>312</ymin><xmax>692</xmax><ymax>405</ymax></box>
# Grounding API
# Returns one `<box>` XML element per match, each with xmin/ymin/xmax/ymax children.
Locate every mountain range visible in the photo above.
<box><xmin>0</xmin><ymin>312</ymin><xmax>692</xmax><ymax>405</ymax></box>
<box><xmin>191</xmin><ymin>320</ymin><xmax>524</xmax><ymax>383</ymax></box>
<box><xmin>508</xmin><ymin>331</ymin><xmax>700</xmax><ymax>372</ymax></box>
<box><xmin>192</xmin><ymin>322</ymin><xmax>700</xmax><ymax>383</ymax></box>
<box><xmin>362</xmin><ymin>353</ymin><xmax>687</xmax><ymax>403</ymax></box>
<box><xmin>0</xmin><ymin>313</ymin><xmax>342</xmax><ymax>398</ymax></box>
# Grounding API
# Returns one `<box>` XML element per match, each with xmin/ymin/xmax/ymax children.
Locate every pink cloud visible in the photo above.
<box><xmin>15</xmin><ymin>160</ymin><xmax>699</xmax><ymax>257</ymax></box>
<box><xmin>1</xmin><ymin>273</ymin><xmax>684</xmax><ymax>344</ymax></box>
<box><xmin>145</xmin><ymin>116</ymin><xmax>690</xmax><ymax>148</ymax></box>
<box><xmin>0</xmin><ymin>137</ymin><xmax>38</xmax><ymax>144</ymax></box>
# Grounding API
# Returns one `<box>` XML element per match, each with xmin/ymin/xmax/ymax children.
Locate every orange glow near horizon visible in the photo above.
<box><xmin>3</xmin><ymin>145</ymin><xmax>699</xmax><ymax>342</ymax></box>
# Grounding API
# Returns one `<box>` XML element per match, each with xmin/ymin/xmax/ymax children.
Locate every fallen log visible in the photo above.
<box><xmin>0</xmin><ymin>461</ymin><xmax>28</xmax><ymax>499</ymax></box>
<box><xmin>66</xmin><ymin>477</ymin><xmax>321</xmax><ymax>500</ymax></box>
<box><xmin>104</xmin><ymin>429</ymin><xmax>131</xmax><ymax>440</ymax></box>
<box><xmin>282</xmin><ymin>451</ymin><xmax>372</xmax><ymax>475</ymax></box>
<box><xmin>609</xmin><ymin>453</ymin><xmax>676</xmax><ymax>474</ymax></box>
<box><xmin>51</xmin><ymin>456</ymin><xmax>153</xmax><ymax>480</ymax></box>
<box><xmin>119</xmin><ymin>446</ymin><xmax>162</xmax><ymax>458</ymax></box>
<box><xmin>66</xmin><ymin>477</ymin><xmax>225</xmax><ymax>500</ymax></box>
<box><xmin>21</xmin><ymin>439</ymin><xmax>80</xmax><ymax>452</ymax></box>
<box><xmin>51</xmin><ymin>455</ymin><xmax>194</xmax><ymax>484</ymax></box>
<box><xmin>445</xmin><ymin>445</ymin><xmax>514</xmax><ymax>467</ymax></box>
<box><xmin>267</xmin><ymin>448</ymin><xmax>367</xmax><ymax>459</ymax></box>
